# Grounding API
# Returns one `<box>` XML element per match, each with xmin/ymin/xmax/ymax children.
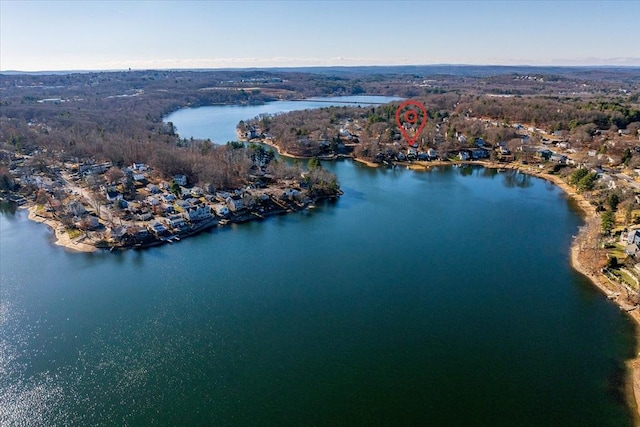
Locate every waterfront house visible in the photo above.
<box><xmin>471</xmin><ymin>148</ymin><xmax>489</xmax><ymax>159</ymax></box>
<box><xmin>459</xmin><ymin>150</ymin><xmax>470</xmax><ymax>161</ymax></box>
<box><xmin>282</xmin><ymin>188</ymin><xmax>300</xmax><ymax>199</ymax></box>
<box><xmin>168</xmin><ymin>215</ymin><xmax>186</xmax><ymax>229</ymax></box>
<box><xmin>214</xmin><ymin>204</ymin><xmax>230</xmax><ymax>217</ymax></box>
<box><xmin>184</xmin><ymin>205</ymin><xmax>212</xmax><ymax>222</ymax></box>
<box><xmin>226</xmin><ymin>195</ymin><xmax>244</xmax><ymax>212</ymax></box>
<box><xmin>109</xmin><ymin>226</ymin><xmax>129</xmax><ymax>241</ymax></box>
<box><xmin>149</xmin><ymin>221</ymin><xmax>169</xmax><ymax>236</ymax></box>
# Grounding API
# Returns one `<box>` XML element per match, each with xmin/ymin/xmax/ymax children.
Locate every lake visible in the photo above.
<box><xmin>0</xmin><ymin>96</ymin><xmax>636</xmax><ymax>426</ymax></box>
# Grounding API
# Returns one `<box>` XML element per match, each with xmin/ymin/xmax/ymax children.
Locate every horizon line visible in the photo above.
<box><xmin>2</xmin><ymin>63</ymin><xmax>640</xmax><ymax>74</ymax></box>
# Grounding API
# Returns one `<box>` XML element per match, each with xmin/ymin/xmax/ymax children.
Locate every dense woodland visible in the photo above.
<box><xmin>243</xmin><ymin>91</ymin><xmax>640</xmax><ymax>160</ymax></box>
<box><xmin>1</xmin><ymin>68</ymin><xmax>639</xmax><ymax>190</ymax></box>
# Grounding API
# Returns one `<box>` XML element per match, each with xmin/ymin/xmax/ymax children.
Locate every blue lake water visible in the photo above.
<box><xmin>0</xmin><ymin>96</ymin><xmax>636</xmax><ymax>425</ymax></box>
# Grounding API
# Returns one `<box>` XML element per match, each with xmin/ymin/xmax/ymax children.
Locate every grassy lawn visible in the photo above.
<box><xmin>609</xmin><ymin>267</ymin><xmax>638</xmax><ymax>289</ymax></box>
<box><xmin>67</xmin><ymin>228</ymin><xmax>83</xmax><ymax>239</ymax></box>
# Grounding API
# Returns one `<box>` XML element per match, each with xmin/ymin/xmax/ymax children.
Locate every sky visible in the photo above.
<box><xmin>1</xmin><ymin>0</ymin><xmax>639</xmax><ymax>71</ymax></box>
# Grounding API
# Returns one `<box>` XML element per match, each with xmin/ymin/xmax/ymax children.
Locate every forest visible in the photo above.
<box><xmin>1</xmin><ymin>68</ymin><xmax>639</xmax><ymax>188</ymax></box>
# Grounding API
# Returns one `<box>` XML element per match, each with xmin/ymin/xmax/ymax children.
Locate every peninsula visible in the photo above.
<box><xmin>2</xmin><ymin>67</ymin><xmax>640</xmax><ymax>418</ymax></box>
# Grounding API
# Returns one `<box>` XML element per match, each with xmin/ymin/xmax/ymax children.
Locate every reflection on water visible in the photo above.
<box><xmin>0</xmin><ymin>115</ymin><xmax>635</xmax><ymax>425</ymax></box>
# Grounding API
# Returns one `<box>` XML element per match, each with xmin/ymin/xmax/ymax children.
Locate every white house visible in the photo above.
<box><xmin>184</xmin><ymin>205</ymin><xmax>212</xmax><ymax>222</ymax></box>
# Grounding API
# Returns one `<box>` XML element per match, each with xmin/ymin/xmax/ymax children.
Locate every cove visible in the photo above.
<box><xmin>0</xmin><ymin>96</ymin><xmax>636</xmax><ymax>426</ymax></box>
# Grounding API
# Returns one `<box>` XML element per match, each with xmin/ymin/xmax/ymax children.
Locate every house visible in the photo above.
<box><xmin>104</xmin><ymin>185</ymin><xmax>123</xmax><ymax>202</ymax></box>
<box><xmin>67</xmin><ymin>200</ymin><xmax>86</xmax><ymax>217</ymax></box>
<box><xmin>214</xmin><ymin>205</ymin><xmax>230</xmax><ymax>217</ymax></box>
<box><xmin>132</xmin><ymin>162</ymin><xmax>148</xmax><ymax>172</ymax></box>
<box><xmin>245</xmin><ymin>129</ymin><xmax>261</xmax><ymax>140</ymax></box>
<box><xmin>471</xmin><ymin>148</ymin><xmax>489</xmax><ymax>159</ymax></box>
<box><xmin>146</xmin><ymin>196</ymin><xmax>161</xmax><ymax>206</ymax></box>
<box><xmin>283</xmin><ymin>188</ymin><xmax>300</xmax><ymax>198</ymax></box>
<box><xmin>168</xmin><ymin>214</ymin><xmax>186</xmax><ymax>229</ymax></box>
<box><xmin>137</xmin><ymin>212</ymin><xmax>153</xmax><ymax>221</ymax></box>
<box><xmin>549</xmin><ymin>154</ymin><xmax>567</xmax><ymax>164</ymax></box>
<box><xmin>76</xmin><ymin>215</ymin><xmax>100</xmax><ymax>230</ymax></box>
<box><xmin>427</xmin><ymin>148</ymin><xmax>438</xmax><ymax>160</ymax></box>
<box><xmin>536</xmin><ymin>149</ymin><xmax>553</xmax><ymax>160</ymax></box>
<box><xmin>149</xmin><ymin>221</ymin><xmax>169</xmax><ymax>236</ymax></box>
<box><xmin>226</xmin><ymin>195</ymin><xmax>244</xmax><ymax>212</ymax></box>
<box><xmin>176</xmin><ymin>199</ymin><xmax>191</xmax><ymax>210</ymax></box>
<box><xmin>459</xmin><ymin>151</ymin><xmax>470</xmax><ymax>161</ymax></box>
<box><xmin>109</xmin><ymin>226</ymin><xmax>129</xmax><ymax>241</ymax></box>
<box><xmin>147</xmin><ymin>184</ymin><xmax>160</xmax><ymax>194</ymax></box>
<box><xmin>133</xmin><ymin>173</ymin><xmax>147</xmax><ymax>184</ymax></box>
<box><xmin>628</xmin><ymin>229</ymin><xmax>640</xmax><ymax>246</ymax></box>
<box><xmin>173</xmin><ymin>174</ymin><xmax>187</xmax><ymax>186</ymax></box>
<box><xmin>184</xmin><ymin>205</ymin><xmax>212</xmax><ymax>222</ymax></box>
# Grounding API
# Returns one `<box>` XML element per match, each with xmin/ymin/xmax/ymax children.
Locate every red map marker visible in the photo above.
<box><xmin>395</xmin><ymin>100</ymin><xmax>427</xmax><ymax>147</ymax></box>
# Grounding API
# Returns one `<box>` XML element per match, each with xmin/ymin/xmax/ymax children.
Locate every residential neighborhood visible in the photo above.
<box><xmin>1</xmin><ymin>155</ymin><xmax>335</xmax><ymax>250</ymax></box>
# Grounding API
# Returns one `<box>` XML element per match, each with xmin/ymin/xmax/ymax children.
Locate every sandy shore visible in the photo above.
<box><xmin>353</xmin><ymin>157</ymin><xmax>380</xmax><ymax>168</ymax></box>
<box><xmin>18</xmin><ymin>151</ymin><xmax>640</xmax><ymax>420</ymax></box>
<box><xmin>483</xmin><ymin>161</ymin><xmax>640</xmax><ymax>422</ymax></box>
<box><xmin>362</xmin><ymin>156</ymin><xmax>640</xmax><ymax>419</ymax></box>
<box><xmin>251</xmin><ymin>138</ymin><xmax>310</xmax><ymax>160</ymax></box>
<box><xmin>26</xmin><ymin>205</ymin><xmax>97</xmax><ymax>253</ymax></box>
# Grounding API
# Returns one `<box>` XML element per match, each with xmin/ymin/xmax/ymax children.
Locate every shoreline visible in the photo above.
<box><xmin>15</xmin><ymin>153</ymin><xmax>640</xmax><ymax>421</ymax></box>
<box><xmin>26</xmin><ymin>205</ymin><xmax>97</xmax><ymax>253</ymax></box>
<box><xmin>362</xmin><ymin>155</ymin><xmax>640</xmax><ymax>420</ymax></box>
<box><xmin>494</xmin><ymin>161</ymin><xmax>640</xmax><ymax>423</ymax></box>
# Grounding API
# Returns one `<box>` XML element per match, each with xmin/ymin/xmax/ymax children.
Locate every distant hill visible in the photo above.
<box><xmin>3</xmin><ymin>64</ymin><xmax>640</xmax><ymax>78</ymax></box>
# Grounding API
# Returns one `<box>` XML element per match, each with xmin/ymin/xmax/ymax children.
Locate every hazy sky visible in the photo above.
<box><xmin>1</xmin><ymin>0</ymin><xmax>639</xmax><ymax>71</ymax></box>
